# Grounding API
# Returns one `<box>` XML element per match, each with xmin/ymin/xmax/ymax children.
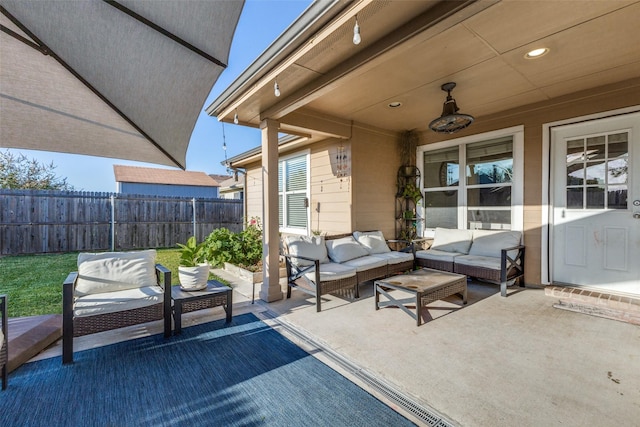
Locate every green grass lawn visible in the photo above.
<box><xmin>0</xmin><ymin>249</ymin><xmax>225</xmax><ymax>318</ymax></box>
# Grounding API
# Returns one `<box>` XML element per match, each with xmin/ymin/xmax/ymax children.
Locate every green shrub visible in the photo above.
<box><xmin>203</xmin><ymin>218</ymin><xmax>263</xmax><ymax>269</ymax></box>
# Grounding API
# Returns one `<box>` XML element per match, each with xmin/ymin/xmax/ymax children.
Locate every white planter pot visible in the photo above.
<box><xmin>178</xmin><ymin>263</ymin><xmax>210</xmax><ymax>291</ymax></box>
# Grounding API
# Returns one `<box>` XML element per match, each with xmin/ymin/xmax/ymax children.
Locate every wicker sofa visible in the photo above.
<box><xmin>283</xmin><ymin>231</ymin><xmax>414</xmax><ymax>312</ymax></box>
<box><xmin>62</xmin><ymin>250</ymin><xmax>171</xmax><ymax>364</ymax></box>
<box><xmin>415</xmin><ymin>228</ymin><xmax>525</xmax><ymax>297</ymax></box>
<box><xmin>1</xmin><ymin>294</ymin><xmax>7</xmax><ymax>390</ymax></box>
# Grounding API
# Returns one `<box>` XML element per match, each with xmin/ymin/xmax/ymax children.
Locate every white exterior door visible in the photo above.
<box><xmin>551</xmin><ymin>112</ymin><xmax>640</xmax><ymax>295</ymax></box>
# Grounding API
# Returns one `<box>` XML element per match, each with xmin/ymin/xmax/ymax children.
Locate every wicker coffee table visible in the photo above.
<box><xmin>375</xmin><ymin>268</ymin><xmax>467</xmax><ymax>326</ymax></box>
<box><xmin>171</xmin><ymin>280</ymin><xmax>232</xmax><ymax>334</ymax></box>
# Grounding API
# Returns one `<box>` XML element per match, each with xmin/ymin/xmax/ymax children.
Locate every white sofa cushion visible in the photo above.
<box><xmin>303</xmin><ymin>262</ymin><xmax>357</xmax><ymax>283</ymax></box>
<box><xmin>353</xmin><ymin>231</ymin><xmax>391</xmax><ymax>254</ymax></box>
<box><xmin>326</xmin><ymin>236</ymin><xmax>369</xmax><ymax>263</ymax></box>
<box><xmin>431</xmin><ymin>228</ymin><xmax>473</xmax><ymax>254</ymax></box>
<box><xmin>370</xmin><ymin>251</ymin><xmax>414</xmax><ymax>265</ymax></box>
<box><xmin>415</xmin><ymin>248</ymin><xmax>462</xmax><ymax>263</ymax></box>
<box><xmin>342</xmin><ymin>255</ymin><xmax>387</xmax><ymax>272</ymax></box>
<box><xmin>73</xmin><ymin>285</ymin><xmax>164</xmax><ymax>317</ymax></box>
<box><xmin>285</xmin><ymin>235</ymin><xmax>329</xmax><ymax>266</ymax></box>
<box><xmin>75</xmin><ymin>250</ymin><xmax>157</xmax><ymax>297</ymax></box>
<box><xmin>469</xmin><ymin>230</ymin><xmax>522</xmax><ymax>259</ymax></box>
<box><xmin>454</xmin><ymin>254</ymin><xmax>502</xmax><ymax>270</ymax></box>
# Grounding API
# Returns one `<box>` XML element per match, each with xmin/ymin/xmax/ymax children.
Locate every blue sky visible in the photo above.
<box><xmin>2</xmin><ymin>0</ymin><xmax>312</xmax><ymax>192</ymax></box>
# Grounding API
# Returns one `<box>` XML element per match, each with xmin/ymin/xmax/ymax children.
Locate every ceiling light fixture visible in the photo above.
<box><xmin>525</xmin><ymin>47</ymin><xmax>549</xmax><ymax>59</ymax></box>
<box><xmin>233</xmin><ymin>109</ymin><xmax>239</xmax><ymax>125</ymax></box>
<box><xmin>388</xmin><ymin>101</ymin><xmax>402</xmax><ymax>108</ymax></box>
<box><xmin>274</xmin><ymin>79</ymin><xmax>281</xmax><ymax>97</ymax></box>
<box><xmin>428</xmin><ymin>82</ymin><xmax>474</xmax><ymax>134</ymax></box>
<box><xmin>353</xmin><ymin>15</ymin><xmax>361</xmax><ymax>45</ymax></box>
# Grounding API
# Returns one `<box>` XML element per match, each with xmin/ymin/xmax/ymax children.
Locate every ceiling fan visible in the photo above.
<box><xmin>429</xmin><ymin>82</ymin><xmax>474</xmax><ymax>134</ymax></box>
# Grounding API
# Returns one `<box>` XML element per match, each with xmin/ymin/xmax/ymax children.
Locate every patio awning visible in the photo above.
<box><xmin>0</xmin><ymin>0</ymin><xmax>244</xmax><ymax>169</ymax></box>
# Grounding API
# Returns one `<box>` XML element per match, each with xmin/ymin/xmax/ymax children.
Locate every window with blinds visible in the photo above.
<box><xmin>278</xmin><ymin>153</ymin><xmax>309</xmax><ymax>231</ymax></box>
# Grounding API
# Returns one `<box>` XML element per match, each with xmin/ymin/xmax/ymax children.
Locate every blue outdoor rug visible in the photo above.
<box><xmin>0</xmin><ymin>313</ymin><xmax>415</xmax><ymax>426</ymax></box>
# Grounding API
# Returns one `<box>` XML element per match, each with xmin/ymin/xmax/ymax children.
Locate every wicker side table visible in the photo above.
<box><xmin>375</xmin><ymin>268</ymin><xmax>467</xmax><ymax>326</ymax></box>
<box><xmin>171</xmin><ymin>280</ymin><xmax>232</xmax><ymax>334</ymax></box>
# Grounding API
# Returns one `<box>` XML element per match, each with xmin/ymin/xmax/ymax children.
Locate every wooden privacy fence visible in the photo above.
<box><xmin>0</xmin><ymin>189</ymin><xmax>243</xmax><ymax>255</ymax></box>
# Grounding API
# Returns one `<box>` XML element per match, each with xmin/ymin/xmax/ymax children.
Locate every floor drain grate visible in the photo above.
<box><xmin>260</xmin><ymin>309</ymin><xmax>456</xmax><ymax>427</ymax></box>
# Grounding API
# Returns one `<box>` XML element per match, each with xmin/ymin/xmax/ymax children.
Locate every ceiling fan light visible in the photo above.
<box><xmin>429</xmin><ymin>82</ymin><xmax>474</xmax><ymax>134</ymax></box>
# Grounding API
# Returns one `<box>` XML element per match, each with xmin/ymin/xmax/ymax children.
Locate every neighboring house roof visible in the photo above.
<box><xmin>208</xmin><ymin>174</ymin><xmax>233</xmax><ymax>185</ymax></box>
<box><xmin>113</xmin><ymin>165</ymin><xmax>219</xmax><ymax>187</ymax></box>
<box><xmin>219</xmin><ymin>175</ymin><xmax>245</xmax><ymax>192</ymax></box>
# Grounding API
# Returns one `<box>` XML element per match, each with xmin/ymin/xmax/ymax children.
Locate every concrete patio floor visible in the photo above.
<box><xmin>29</xmin><ymin>270</ymin><xmax>640</xmax><ymax>426</ymax></box>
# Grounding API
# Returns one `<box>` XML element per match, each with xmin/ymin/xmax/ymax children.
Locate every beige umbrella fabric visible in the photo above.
<box><xmin>0</xmin><ymin>0</ymin><xmax>244</xmax><ymax>168</ymax></box>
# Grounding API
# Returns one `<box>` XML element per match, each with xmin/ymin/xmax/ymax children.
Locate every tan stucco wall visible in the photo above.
<box><xmin>418</xmin><ymin>78</ymin><xmax>640</xmax><ymax>285</ymax></box>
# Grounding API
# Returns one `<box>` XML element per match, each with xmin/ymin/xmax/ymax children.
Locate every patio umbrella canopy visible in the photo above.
<box><xmin>0</xmin><ymin>0</ymin><xmax>244</xmax><ymax>168</ymax></box>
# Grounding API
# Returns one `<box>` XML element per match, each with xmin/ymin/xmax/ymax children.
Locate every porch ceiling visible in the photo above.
<box><xmin>208</xmin><ymin>0</ymin><xmax>640</xmax><ymax>138</ymax></box>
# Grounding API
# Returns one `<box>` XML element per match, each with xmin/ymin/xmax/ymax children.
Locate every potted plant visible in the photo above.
<box><xmin>401</xmin><ymin>183</ymin><xmax>423</xmax><ymax>204</ymax></box>
<box><xmin>177</xmin><ymin>236</ymin><xmax>209</xmax><ymax>291</ymax></box>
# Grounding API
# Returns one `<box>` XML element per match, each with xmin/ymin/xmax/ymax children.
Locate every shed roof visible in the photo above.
<box><xmin>113</xmin><ymin>165</ymin><xmax>219</xmax><ymax>187</ymax></box>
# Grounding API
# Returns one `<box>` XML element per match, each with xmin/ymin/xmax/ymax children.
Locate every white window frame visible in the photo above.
<box><xmin>417</xmin><ymin>126</ymin><xmax>524</xmax><ymax>237</ymax></box>
<box><xmin>278</xmin><ymin>150</ymin><xmax>310</xmax><ymax>235</ymax></box>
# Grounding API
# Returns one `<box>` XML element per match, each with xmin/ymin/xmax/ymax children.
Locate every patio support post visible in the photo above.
<box><xmin>259</xmin><ymin>118</ymin><xmax>283</xmax><ymax>302</ymax></box>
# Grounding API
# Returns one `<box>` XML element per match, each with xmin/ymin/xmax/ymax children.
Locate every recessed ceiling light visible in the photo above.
<box><xmin>388</xmin><ymin>101</ymin><xmax>402</xmax><ymax>108</ymax></box>
<box><xmin>525</xmin><ymin>47</ymin><xmax>549</xmax><ymax>59</ymax></box>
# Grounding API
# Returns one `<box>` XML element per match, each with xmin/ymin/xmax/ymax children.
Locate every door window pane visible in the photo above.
<box><xmin>585</xmin><ymin>186</ymin><xmax>605</xmax><ymax>209</ymax></box>
<box><xmin>567</xmin><ymin>188</ymin><xmax>583</xmax><ymax>209</ymax></box>
<box><xmin>585</xmin><ymin>135</ymin><xmax>606</xmax><ymax>161</ymax></box>
<box><xmin>607</xmin><ymin>186</ymin><xmax>628</xmax><ymax>209</ymax></box>
<box><xmin>584</xmin><ymin>160</ymin><xmax>605</xmax><ymax>185</ymax></box>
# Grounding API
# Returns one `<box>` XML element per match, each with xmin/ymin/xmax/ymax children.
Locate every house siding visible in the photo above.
<box><xmin>351</xmin><ymin>125</ymin><xmax>399</xmax><ymax>240</ymax></box>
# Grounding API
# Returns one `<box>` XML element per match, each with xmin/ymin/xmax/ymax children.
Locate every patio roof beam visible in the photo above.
<box><xmin>211</xmin><ymin>0</ymin><xmax>373</xmax><ymax>122</ymax></box>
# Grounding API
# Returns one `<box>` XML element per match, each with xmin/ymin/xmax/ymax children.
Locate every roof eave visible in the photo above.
<box><xmin>205</xmin><ymin>0</ymin><xmax>347</xmax><ymax>119</ymax></box>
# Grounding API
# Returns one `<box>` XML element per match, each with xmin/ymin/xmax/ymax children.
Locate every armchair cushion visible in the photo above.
<box><xmin>303</xmin><ymin>262</ymin><xmax>357</xmax><ymax>283</ymax></box>
<box><xmin>284</xmin><ymin>235</ymin><xmax>329</xmax><ymax>266</ymax></box>
<box><xmin>431</xmin><ymin>228</ymin><xmax>473</xmax><ymax>254</ymax></box>
<box><xmin>73</xmin><ymin>285</ymin><xmax>165</xmax><ymax>317</ymax></box>
<box><xmin>325</xmin><ymin>236</ymin><xmax>369</xmax><ymax>263</ymax></box>
<box><xmin>75</xmin><ymin>250</ymin><xmax>157</xmax><ymax>296</ymax></box>
<box><xmin>353</xmin><ymin>231</ymin><xmax>391</xmax><ymax>254</ymax></box>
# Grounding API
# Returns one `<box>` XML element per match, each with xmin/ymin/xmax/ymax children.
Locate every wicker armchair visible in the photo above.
<box><xmin>62</xmin><ymin>250</ymin><xmax>171</xmax><ymax>364</ymax></box>
<box><xmin>1</xmin><ymin>294</ymin><xmax>7</xmax><ymax>390</ymax></box>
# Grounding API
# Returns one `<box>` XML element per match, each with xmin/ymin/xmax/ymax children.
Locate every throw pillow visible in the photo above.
<box><xmin>325</xmin><ymin>236</ymin><xmax>369</xmax><ymax>263</ymax></box>
<box><xmin>353</xmin><ymin>231</ymin><xmax>391</xmax><ymax>254</ymax></box>
<box><xmin>285</xmin><ymin>235</ymin><xmax>329</xmax><ymax>266</ymax></box>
